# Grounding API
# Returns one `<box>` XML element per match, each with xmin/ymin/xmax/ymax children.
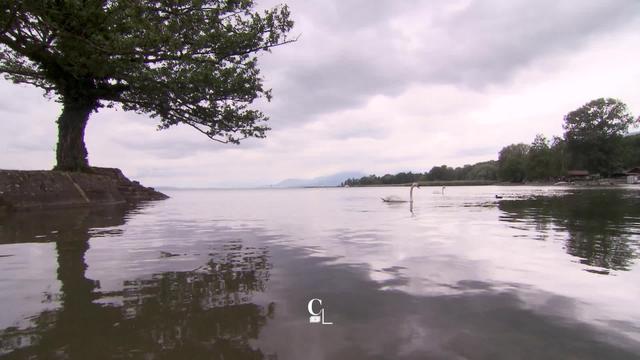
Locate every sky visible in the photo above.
<box><xmin>1</xmin><ymin>0</ymin><xmax>639</xmax><ymax>188</ymax></box>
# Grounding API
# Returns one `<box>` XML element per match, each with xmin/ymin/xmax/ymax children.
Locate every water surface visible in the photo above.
<box><xmin>1</xmin><ymin>186</ymin><xmax>639</xmax><ymax>359</ymax></box>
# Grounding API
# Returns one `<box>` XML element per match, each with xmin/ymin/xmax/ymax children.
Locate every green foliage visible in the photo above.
<box><xmin>428</xmin><ymin>165</ymin><xmax>456</xmax><ymax>181</ymax></box>
<box><xmin>526</xmin><ymin>134</ymin><xmax>553</xmax><ymax>180</ymax></box>
<box><xmin>502</xmin><ymin>98</ymin><xmax>637</xmax><ymax>181</ymax></box>
<box><xmin>342</xmin><ymin>161</ymin><xmax>498</xmax><ymax>186</ymax></box>
<box><xmin>0</xmin><ymin>0</ymin><xmax>295</xmax><ymax>144</ymax></box>
<box><xmin>343</xmin><ymin>99</ymin><xmax>637</xmax><ymax>186</ymax></box>
<box><xmin>549</xmin><ymin>136</ymin><xmax>568</xmax><ymax>177</ymax></box>
<box><xmin>621</xmin><ymin>133</ymin><xmax>640</xmax><ymax>169</ymax></box>
<box><xmin>563</xmin><ymin>98</ymin><xmax>637</xmax><ymax>175</ymax></box>
<box><xmin>466</xmin><ymin>161</ymin><xmax>498</xmax><ymax>180</ymax></box>
<box><xmin>498</xmin><ymin>143</ymin><xmax>529</xmax><ymax>182</ymax></box>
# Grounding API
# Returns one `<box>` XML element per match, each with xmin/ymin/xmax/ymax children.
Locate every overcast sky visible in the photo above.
<box><xmin>1</xmin><ymin>0</ymin><xmax>639</xmax><ymax>187</ymax></box>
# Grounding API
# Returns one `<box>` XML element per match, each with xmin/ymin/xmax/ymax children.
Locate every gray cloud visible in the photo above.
<box><xmin>2</xmin><ymin>1</ymin><xmax>640</xmax><ymax>186</ymax></box>
<box><xmin>112</xmin><ymin>130</ymin><xmax>265</xmax><ymax>159</ymax></box>
<box><xmin>265</xmin><ymin>56</ymin><xmax>409</xmax><ymax>127</ymax></box>
<box><xmin>423</xmin><ymin>0</ymin><xmax>640</xmax><ymax>83</ymax></box>
<box><xmin>297</xmin><ymin>0</ymin><xmax>422</xmax><ymax>31</ymax></box>
<box><xmin>261</xmin><ymin>0</ymin><xmax>640</xmax><ymax>128</ymax></box>
<box><xmin>454</xmin><ymin>146</ymin><xmax>499</xmax><ymax>159</ymax></box>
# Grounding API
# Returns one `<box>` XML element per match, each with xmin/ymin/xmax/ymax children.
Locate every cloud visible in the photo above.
<box><xmin>1</xmin><ymin>1</ymin><xmax>640</xmax><ymax>186</ymax></box>
<box><xmin>259</xmin><ymin>0</ymin><xmax>640</xmax><ymax>127</ymax></box>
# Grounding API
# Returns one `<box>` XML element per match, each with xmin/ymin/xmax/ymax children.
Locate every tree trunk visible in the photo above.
<box><xmin>54</xmin><ymin>99</ymin><xmax>96</xmax><ymax>172</ymax></box>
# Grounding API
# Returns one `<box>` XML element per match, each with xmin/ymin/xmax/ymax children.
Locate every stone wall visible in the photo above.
<box><xmin>0</xmin><ymin>167</ymin><xmax>168</xmax><ymax>213</ymax></box>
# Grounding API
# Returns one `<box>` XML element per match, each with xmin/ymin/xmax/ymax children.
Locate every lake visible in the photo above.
<box><xmin>1</xmin><ymin>186</ymin><xmax>639</xmax><ymax>359</ymax></box>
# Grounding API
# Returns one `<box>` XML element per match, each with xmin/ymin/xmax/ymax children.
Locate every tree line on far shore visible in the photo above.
<box><xmin>343</xmin><ymin>98</ymin><xmax>639</xmax><ymax>186</ymax></box>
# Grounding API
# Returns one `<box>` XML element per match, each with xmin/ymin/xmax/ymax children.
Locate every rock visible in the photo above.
<box><xmin>0</xmin><ymin>167</ymin><xmax>168</xmax><ymax>212</ymax></box>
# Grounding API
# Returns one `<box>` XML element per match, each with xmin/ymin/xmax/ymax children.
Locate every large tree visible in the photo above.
<box><xmin>563</xmin><ymin>98</ymin><xmax>637</xmax><ymax>175</ymax></box>
<box><xmin>0</xmin><ymin>0</ymin><xmax>294</xmax><ymax>171</ymax></box>
<box><xmin>526</xmin><ymin>134</ymin><xmax>553</xmax><ymax>180</ymax></box>
<box><xmin>498</xmin><ymin>143</ymin><xmax>529</xmax><ymax>182</ymax></box>
<box><xmin>548</xmin><ymin>135</ymin><xmax>568</xmax><ymax>178</ymax></box>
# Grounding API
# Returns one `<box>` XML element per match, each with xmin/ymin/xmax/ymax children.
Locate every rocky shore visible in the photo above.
<box><xmin>0</xmin><ymin>167</ymin><xmax>168</xmax><ymax>214</ymax></box>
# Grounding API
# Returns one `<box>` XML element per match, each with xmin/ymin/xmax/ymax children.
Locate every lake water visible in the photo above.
<box><xmin>1</xmin><ymin>186</ymin><xmax>639</xmax><ymax>359</ymax></box>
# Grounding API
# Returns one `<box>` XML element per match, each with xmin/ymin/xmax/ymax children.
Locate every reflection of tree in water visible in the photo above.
<box><xmin>499</xmin><ymin>190</ymin><xmax>640</xmax><ymax>271</ymax></box>
<box><xmin>0</xmin><ymin>206</ymin><xmax>275</xmax><ymax>359</ymax></box>
<box><xmin>114</xmin><ymin>245</ymin><xmax>274</xmax><ymax>359</ymax></box>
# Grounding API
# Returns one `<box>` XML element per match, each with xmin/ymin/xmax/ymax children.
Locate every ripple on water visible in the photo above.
<box><xmin>0</xmin><ymin>187</ymin><xmax>639</xmax><ymax>358</ymax></box>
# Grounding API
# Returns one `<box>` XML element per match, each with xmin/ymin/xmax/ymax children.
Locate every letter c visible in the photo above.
<box><xmin>308</xmin><ymin>298</ymin><xmax>322</xmax><ymax>316</ymax></box>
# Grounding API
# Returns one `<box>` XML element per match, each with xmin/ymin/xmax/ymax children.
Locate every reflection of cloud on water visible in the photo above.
<box><xmin>2</xmin><ymin>187</ymin><xmax>640</xmax><ymax>358</ymax></box>
<box><xmin>238</xmin><ymin>187</ymin><xmax>640</xmax><ymax>351</ymax></box>
<box><xmin>257</xmin><ymin>248</ymin><xmax>640</xmax><ymax>359</ymax></box>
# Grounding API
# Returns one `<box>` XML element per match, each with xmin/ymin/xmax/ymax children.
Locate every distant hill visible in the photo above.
<box><xmin>274</xmin><ymin>171</ymin><xmax>366</xmax><ymax>188</ymax></box>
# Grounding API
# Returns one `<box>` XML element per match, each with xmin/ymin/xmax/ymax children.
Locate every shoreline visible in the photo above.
<box><xmin>344</xmin><ymin>179</ymin><xmax>631</xmax><ymax>187</ymax></box>
<box><xmin>0</xmin><ymin>167</ymin><xmax>168</xmax><ymax>214</ymax></box>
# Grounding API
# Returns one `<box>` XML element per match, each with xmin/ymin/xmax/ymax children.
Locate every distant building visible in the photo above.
<box><xmin>567</xmin><ymin>170</ymin><xmax>589</xmax><ymax>180</ymax></box>
<box><xmin>625</xmin><ymin>167</ymin><xmax>640</xmax><ymax>184</ymax></box>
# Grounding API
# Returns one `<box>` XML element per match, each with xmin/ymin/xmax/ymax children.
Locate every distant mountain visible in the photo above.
<box><xmin>274</xmin><ymin>171</ymin><xmax>366</xmax><ymax>188</ymax></box>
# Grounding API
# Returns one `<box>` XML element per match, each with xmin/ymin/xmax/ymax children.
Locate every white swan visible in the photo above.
<box><xmin>381</xmin><ymin>183</ymin><xmax>420</xmax><ymax>203</ymax></box>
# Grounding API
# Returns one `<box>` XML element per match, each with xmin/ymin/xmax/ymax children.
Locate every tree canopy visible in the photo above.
<box><xmin>341</xmin><ymin>161</ymin><xmax>499</xmax><ymax>186</ymax></box>
<box><xmin>563</xmin><ymin>98</ymin><xmax>637</xmax><ymax>175</ymax></box>
<box><xmin>526</xmin><ymin>134</ymin><xmax>553</xmax><ymax>180</ymax></box>
<box><xmin>498</xmin><ymin>143</ymin><xmax>529</xmax><ymax>182</ymax></box>
<box><xmin>563</xmin><ymin>98</ymin><xmax>636</xmax><ymax>141</ymax></box>
<box><xmin>0</xmin><ymin>0</ymin><xmax>294</xmax><ymax>170</ymax></box>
